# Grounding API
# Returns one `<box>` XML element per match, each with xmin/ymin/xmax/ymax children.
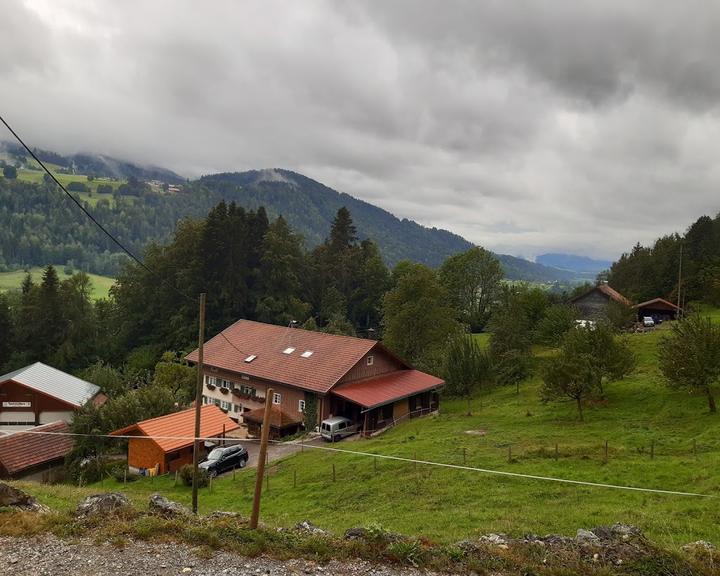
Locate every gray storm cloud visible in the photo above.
<box><xmin>2</xmin><ymin>0</ymin><xmax>719</xmax><ymax>260</ymax></box>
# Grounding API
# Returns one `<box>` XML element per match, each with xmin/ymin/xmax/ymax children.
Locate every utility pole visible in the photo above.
<box><xmin>250</xmin><ymin>388</ymin><xmax>274</xmax><ymax>529</ymax></box>
<box><xmin>676</xmin><ymin>244</ymin><xmax>683</xmax><ymax>320</ymax></box>
<box><xmin>192</xmin><ymin>293</ymin><xmax>206</xmax><ymax>514</ymax></box>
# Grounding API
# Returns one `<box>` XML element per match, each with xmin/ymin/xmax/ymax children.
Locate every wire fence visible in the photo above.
<box><xmin>13</xmin><ymin>427</ymin><xmax>718</xmax><ymax>498</ymax></box>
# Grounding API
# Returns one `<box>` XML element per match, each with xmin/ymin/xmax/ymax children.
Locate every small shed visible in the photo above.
<box><xmin>0</xmin><ymin>420</ymin><xmax>73</xmax><ymax>481</ymax></box>
<box><xmin>633</xmin><ymin>298</ymin><xmax>681</xmax><ymax>322</ymax></box>
<box><xmin>110</xmin><ymin>404</ymin><xmax>240</xmax><ymax>475</ymax></box>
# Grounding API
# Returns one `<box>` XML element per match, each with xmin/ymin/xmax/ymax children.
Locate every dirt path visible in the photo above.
<box><xmin>0</xmin><ymin>535</ymin><xmax>436</xmax><ymax>576</ymax></box>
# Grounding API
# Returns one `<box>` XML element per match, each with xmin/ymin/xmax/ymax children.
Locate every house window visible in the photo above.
<box><xmin>219</xmin><ymin>379</ymin><xmax>234</xmax><ymax>390</ymax></box>
<box><xmin>205</xmin><ymin>375</ymin><xmax>216</xmax><ymax>386</ymax></box>
<box><xmin>367</xmin><ymin>355</ymin><xmax>374</xmax><ymax>366</ymax></box>
<box><xmin>233</xmin><ymin>404</ymin><xmax>241</xmax><ymax>413</ymax></box>
<box><xmin>220</xmin><ymin>400</ymin><xmax>231</xmax><ymax>411</ymax></box>
<box><xmin>273</xmin><ymin>393</ymin><xmax>282</xmax><ymax>405</ymax></box>
<box><xmin>213</xmin><ymin>399</ymin><xmax>221</xmax><ymax>407</ymax></box>
<box><xmin>298</xmin><ymin>399</ymin><xmax>306</xmax><ymax>412</ymax></box>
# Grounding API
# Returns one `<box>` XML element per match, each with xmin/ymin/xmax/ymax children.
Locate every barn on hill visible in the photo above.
<box><xmin>570</xmin><ymin>283</ymin><xmax>632</xmax><ymax>320</ymax></box>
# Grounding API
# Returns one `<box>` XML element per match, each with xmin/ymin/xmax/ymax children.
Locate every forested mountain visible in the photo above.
<box><xmin>536</xmin><ymin>253</ymin><xmax>612</xmax><ymax>275</ymax></box>
<box><xmin>0</xmin><ymin>141</ymin><xmax>184</xmax><ymax>183</ymax></box>
<box><xmin>0</xmin><ymin>163</ymin><xmax>574</xmax><ymax>281</ymax></box>
<box><xmin>607</xmin><ymin>213</ymin><xmax>720</xmax><ymax>306</ymax></box>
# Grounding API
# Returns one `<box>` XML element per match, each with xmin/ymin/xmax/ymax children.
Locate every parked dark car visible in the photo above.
<box><xmin>199</xmin><ymin>444</ymin><xmax>249</xmax><ymax>477</ymax></box>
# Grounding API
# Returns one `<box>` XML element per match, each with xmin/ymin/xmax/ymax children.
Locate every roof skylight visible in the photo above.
<box><xmin>300</xmin><ymin>350</ymin><xmax>314</xmax><ymax>358</ymax></box>
<box><xmin>282</xmin><ymin>347</ymin><xmax>296</xmax><ymax>354</ymax></box>
<box><xmin>244</xmin><ymin>355</ymin><xmax>257</xmax><ymax>363</ymax></box>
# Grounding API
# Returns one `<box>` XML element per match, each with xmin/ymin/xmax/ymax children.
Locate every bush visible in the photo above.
<box><xmin>67</xmin><ymin>181</ymin><xmax>89</xmax><ymax>193</ymax></box>
<box><xmin>179</xmin><ymin>464</ymin><xmax>208</xmax><ymax>488</ymax></box>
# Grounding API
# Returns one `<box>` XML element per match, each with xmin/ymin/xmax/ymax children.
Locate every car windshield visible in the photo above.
<box><xmin>207</xmin><ymin>448</ymin><xmax>224</xmax><ymax>461</ymax></box>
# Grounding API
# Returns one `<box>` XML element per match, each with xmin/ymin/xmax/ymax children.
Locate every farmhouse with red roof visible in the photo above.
<box><xmin>186</xmin><ymin>320</ymin><xmax>444</xmax><ymax>438</ymax></box>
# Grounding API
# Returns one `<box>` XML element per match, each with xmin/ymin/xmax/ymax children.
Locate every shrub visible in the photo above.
<box><xmin>179</xmin><ymin>464</ymin><xmax>208</xmax><ymax>488</ymax></box>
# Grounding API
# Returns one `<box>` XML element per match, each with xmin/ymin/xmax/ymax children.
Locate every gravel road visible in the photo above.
<box><xmin>0</xmin><ymin>535</ymin><xmax>439</xmax><ymax>576</ymax></box>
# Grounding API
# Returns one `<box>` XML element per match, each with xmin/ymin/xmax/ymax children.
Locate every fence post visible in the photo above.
<box><xmin>604</xmin><ymin>440</ymin><xmax>608</xmax><ymax>462</ymax></box>
<box><xmin>174</xmin><ymin>470</ymin><xmax>178</xmax><ymax>487</ymax></box>
<box><xmin>555</xmin><ymin>443</ymin><xmax>558</xmax><ymax>461</ymax></box>
<box><xmin>463</xmin><ymin>447</ymin><xmax>467</xmax><ymax>465</ymax></box>
<box><xmin>508</xmin><ymin>446</ymin><xmax>512</xmax><ymax>463</ymax></box>
<box><xmin>124</xmin><ymin>469</ymin><xmax>127</xmax><ymax>485</ymax></box>
<box><xmin>265</xmin><ymin>470</ymin><xmax>269</xmax><ymax>492</ymax></box>
<box><xmin>332</xmin><ymin>463</ymin><xmax>336</xmax><ymax>482</ymax></box>
<box><xmin>373</xmin><ymin>457</ymin><xmax>377</xmax><ymax>472</ymax></box>
<box><xmin>414</xmin><ymin>452</ymin><xmax>418</xmax><ymax>472</ymax></box>
<box><xmin>293</xmin><ymin>469</ymin><xmax>297</xmax><ymax>489</ymax></box>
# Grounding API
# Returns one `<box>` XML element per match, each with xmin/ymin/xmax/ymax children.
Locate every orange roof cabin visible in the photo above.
<box><xmin>186</xmin><ymin>319</ymin><xmax>445</xmax><ymax>438</ymax></box>
<box><xmin>110</xmin><ymin>405</ymin><xmax>240</xmax><ymax>475</ymax></box>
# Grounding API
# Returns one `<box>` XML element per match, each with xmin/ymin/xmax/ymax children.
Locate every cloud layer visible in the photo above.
<box><xmin>2</xmin><ymin>0</ymin><xmax>720</xmax><ymax>259</ymax></box>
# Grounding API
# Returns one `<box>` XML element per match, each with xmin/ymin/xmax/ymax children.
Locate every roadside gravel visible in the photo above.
<box><xmin>0</xmin><ymin>535</ymin><xmax>440</xmax><ymax>576</ymax></box>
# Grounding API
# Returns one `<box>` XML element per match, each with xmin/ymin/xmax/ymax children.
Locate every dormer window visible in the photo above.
<box><xmin>367</xmin><ymin>355</ymin><xmax>374</xmax><ymax>366</ymax></box>
<box><xmin>283</xmin><ymin>347</ymin><xmax>296</xmax><ymax>355</ymax></box>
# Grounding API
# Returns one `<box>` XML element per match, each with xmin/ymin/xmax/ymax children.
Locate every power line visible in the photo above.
<box><xmin>12</xmin><ymin>428</ymin><xmax>717</xmax><ymax>498</ymax></box>
<box><xmin>0</xmin><ymin>113</ymin><xmax>253</xmax><ymax>359</ymax></box>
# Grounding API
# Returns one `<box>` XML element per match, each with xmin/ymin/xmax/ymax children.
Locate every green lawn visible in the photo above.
<box><xmin>0</xmin><ymin>267</ymin><xmax>115</xmax><ymax>300</ymax></box>
<box><xmin>16</xmin><ymin>320</ymin><xmax>714</xmax><ymax>551</ymax></box>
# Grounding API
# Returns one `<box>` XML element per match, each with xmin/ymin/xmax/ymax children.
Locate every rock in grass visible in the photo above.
<box><xmin>76</xmin><ymin>492</ymin><xmax>131</xmax><ymax>517</ymax></box>
<box><xmin>148</xmin><ymin>493</ymin><xmax>191</xmax><ymax>518</ymax></box>
<box><xmin>682</xmin><ymin>541</ymin><xmax>716</xmax><ymax>554</ymax></box>
<box><xmin>295</xmin><ymin>520</ymin><xmax>329</xmax><ymax>535</ymax></box>
<box><xmin>0</xmin><ymin>482</ymin><xmax>48</xmax><ymax>512</ymax></box>
<box><xmin>576</xmin><ymin>529</ymin><xmax>600</xmax><ymax>545</ymax></box>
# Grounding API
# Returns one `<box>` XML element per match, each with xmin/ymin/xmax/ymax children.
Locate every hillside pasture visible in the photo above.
<box><xmin>0</xmin><ymin>267</ymin><xmax>115</xmax><ymax>300</ymax></box>
<box><xmin>15</xmin><ymin>323</ymin><xmax>715</xmax><ymax>551</ymax></box>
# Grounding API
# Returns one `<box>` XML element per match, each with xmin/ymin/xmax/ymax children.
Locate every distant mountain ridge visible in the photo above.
<box><xmin>0</xmin><ymin>141</ymin><xmax>184</xmax><ymax>184</ymax></box>
<box><xmin>536</xmin><ymin>253</ymin><xmax>613</xmax><ymax>274</ymax></box>
<box><xmin>199</xmin><ymin>169</ymin><xmax>578</xmax><ymax>281</ymax></box>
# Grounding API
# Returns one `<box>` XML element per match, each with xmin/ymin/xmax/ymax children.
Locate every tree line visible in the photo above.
<box><xmin>607</xmin><ymin>212</ymin><xmax>720</xmax><ymax>306</ymax></box>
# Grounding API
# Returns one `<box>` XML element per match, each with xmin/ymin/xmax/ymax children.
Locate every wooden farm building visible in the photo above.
<box><xmin>0</xmin><ymin>362</ymin><xmax>105</xmax><ymax>429</ymax></box>
<box><xmin>570</xmin><ymin>283</ymin><xmax>632</xmax><ymax>320</ymax></box>
<box><xmin>187</xmin><ymin>319</ymin><xmax>444</xmax><ymax>438</ymax></box>
<box><xmin>0</xmin><ymin>420</ymin><xmax>73</xmax><ymax>481</ymax></box>
<box><xmin>633</xmin><ymin>298</ymin><xmax>681</xmax><ymax>322</ymax></box>
<box><xmin>110</xmin><ymin>405</ymin><xmax>240</xmax><ymax>475</ymax></box>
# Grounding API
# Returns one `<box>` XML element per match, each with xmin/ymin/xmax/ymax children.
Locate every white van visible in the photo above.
<box><xmin>320</xmin><ymin>416</ymin><xmax>358</xmax><ymax>442</ymax></box>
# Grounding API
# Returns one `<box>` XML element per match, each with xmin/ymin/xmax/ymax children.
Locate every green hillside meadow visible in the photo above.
<box><xmin>13</xmin><ymin>318</ymin><xmax>720</xmax><ymax>551</ymax></box>
<box><xmin>0</xmin><ymin>267</ymin><xmax>114</xmax><ymax>300</ymax></box>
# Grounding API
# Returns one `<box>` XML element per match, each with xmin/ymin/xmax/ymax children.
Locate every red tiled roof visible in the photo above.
<box><xmin>0</xmin><ymin>421</ymin><xmax>73</xmax><ymax>476</ymax></box>
<box><xmin>332</xmin><ymin>370</ymin><xmax>445</xmax><ymax>409</ymax></box>
<box><xmin>186</xmin><ymin>320</ymin><xmax>389</xmax><ymax>394</ymax></box>
<box><xmin>633</xmin><ymin>297</ymin><xmax>680</xmax><ymax>310</ymax></box>
<box><xmin>110</xmin><ymin>404</ymin><xmax>240</xmax><ymax>453</ymax></box>
<box><xmin>243</xmin><ymin>405</ymin><xmax>303</xmax><ymax>429</ymax></box>
<box><xmin>571</xmin><ymin>284</ymin><xmax>632</xmax><ymax>306</ymax></box>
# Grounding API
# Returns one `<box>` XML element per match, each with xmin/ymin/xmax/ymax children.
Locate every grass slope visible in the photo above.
<box><xmin>15</xmin><ymin>321</ymin><xmax>720</xmax><ymax>550</ymax></box>
<box><xmin>0</xmin><ymin>267</ymin><xmax>114</xmax><ymax>300</ymax></box>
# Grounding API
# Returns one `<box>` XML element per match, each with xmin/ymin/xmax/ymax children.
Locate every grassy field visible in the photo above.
<box><xmin>14</xmin><ymin>319</ymin><xmax>720</xmax><ymax>551</ymax></box>
<box><xmin>0</xmin><ymin>267</ymin><xmax>115</xmax><ymax>299</ymax></box>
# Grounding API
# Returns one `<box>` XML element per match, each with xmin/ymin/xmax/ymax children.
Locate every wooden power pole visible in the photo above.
<box><xmin>191</xmin><ymin>292</ymin><xmax>206</xmax><ymax>514</ymax></box>
<box><xmin>250</xmin><ymin>388</ymin><xmax>274</xmax><ymax>529</ymax></box>
<box><xmin>677</xmin><ymin>244</ymin><xmax>683</xmax><ymax>320</ymax></box>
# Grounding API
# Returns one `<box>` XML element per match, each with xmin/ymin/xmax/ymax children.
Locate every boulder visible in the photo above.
<box><xmin>576</xmin><ymin>529</ymin><xmax>600</xmax><ymax>545</ymax></box>
<box><xmin>344</xmin><ymin>527</ymin><xmax>367</xmax><ymax>540</ymax></box>
<box><xmin>0</xmin><ymin>482</ymin><xmax>48</xmax><ymax>512</ymax></box>
<box><xmin>148</xmin><ymin>493</ymin><xmax>191</xmax><ymax>518</ymax></box>
<box><xmin>295</xmin><ymin>520</ymin><xmax>328</xmax><ymax>535</ymax></box>
<box><xmin>682</xmin><ymin>541</ymin><xmax>716</xmax><ymax>554</ymax></box>
<box><xmin>76</xmin><ymin>492</ymin><xmax>131</xmax><ymax>517</ymax></box>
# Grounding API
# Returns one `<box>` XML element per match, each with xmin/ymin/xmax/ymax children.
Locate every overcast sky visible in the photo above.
<box><xmin>2</xmin><ymin>1</ymin><xmax>720</xmax><ymax>260</ymax></box>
